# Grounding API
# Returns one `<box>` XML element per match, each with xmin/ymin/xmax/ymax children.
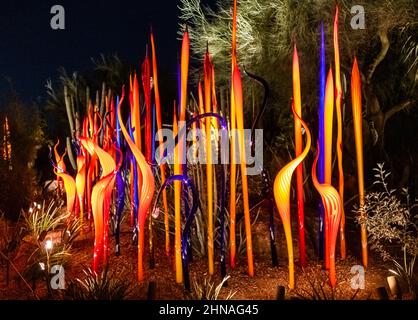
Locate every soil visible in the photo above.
<box><xmin>0</xmin><ymin>215</ymin><xmax>396</xmax><ymax>300</ymax></box>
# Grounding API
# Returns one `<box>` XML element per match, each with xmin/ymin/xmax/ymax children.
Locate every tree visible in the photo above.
<box><xmin>180</xmin><ymin>0</ymin><xmax>418</xmax><ymax>140</ymax></box>
<box><xmin>44</xmin><ymin>55</ymin><xmax>132</xmax><ymax>170</ymax></box>
<box><xmin>0</xmin><ymin>94</ymin><xmax>44</xmax><ymax>219</ymax></box>
<box><xmin>179</xmin><ymin>0</ymin><xmax>418</xmax><ymax>165</ymax></box>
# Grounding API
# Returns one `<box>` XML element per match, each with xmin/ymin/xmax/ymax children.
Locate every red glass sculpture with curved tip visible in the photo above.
<box><xmin>80</xmin><ymin>136</ymin><xmax>121</xmax><ymax>271</ymax></box>
<box><xmin>53</xmin><ymin>150</ymin><xmax>76</xmax><ymax>216</ymax></box>
<box><xmin>117</xmin><ymin>87</ymin><xmax>155</xmax><ymax>282</ymax></box>
<box><xmin>53</xmin><ymin>139</ymin><xmax>66</xmax><ymax>195</ymax></box>
<box><xmin>75</xmin><ymin>150</ymin><xmax>86</xmax><ymax>224</ymax></box>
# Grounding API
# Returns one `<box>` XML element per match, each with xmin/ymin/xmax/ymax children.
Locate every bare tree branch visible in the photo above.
<box><xmin>367</xmin><ymin>30</ymin><xmax>390</xmax><ymax>84</ymax></box>
<box><xmin>384</xmin><ymin>100</ymin><xmax>414</xmax><ymax>123</ymax></box>
<box><xmin>384</xmin><ymin>100</ymin><xmax>413</xmax><ymax>122</ymax></box>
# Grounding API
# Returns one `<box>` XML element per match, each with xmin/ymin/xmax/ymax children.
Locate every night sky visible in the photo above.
<box><xmin>0</xmin><ymin>0</ymin><xmax>216</xmax><ymax>102</ymax></box>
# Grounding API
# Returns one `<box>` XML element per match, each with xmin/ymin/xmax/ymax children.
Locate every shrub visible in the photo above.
<box><xmin>185</xmin><ymin>275</ymin><xmax>235</xmax><ymax>300</ymax></box>
<box><xmin>354</xmin><ymin>163</ymin><xmax>418</xmax><ymax>299</ymax></box>
<box><xmin>66</xmin><ymin>266</ymin><xmax>131</xmax><ymax>300</ymax></box>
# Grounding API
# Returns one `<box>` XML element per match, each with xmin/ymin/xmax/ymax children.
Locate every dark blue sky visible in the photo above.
<box><xmin>0</xmin><ymin>0</ymin><xmax>216</xmax><ymax>102</ymax></box>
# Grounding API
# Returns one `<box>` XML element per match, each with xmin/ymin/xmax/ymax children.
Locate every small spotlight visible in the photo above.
<box><xmin>387</xmin><ymin>276</ymin><xmax>401</xmax><ymax>299</ymax></box>
<box><xmin>45</xmin><ymin>239</ymin><xmax>53</xmax><ymax>250</ymax></box>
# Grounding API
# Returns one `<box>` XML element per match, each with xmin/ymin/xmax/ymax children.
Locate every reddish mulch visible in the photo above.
<box><xmin>0</xmin><ymin>215</ymin><xmax>395</xmax><ymax>300</ymax></box>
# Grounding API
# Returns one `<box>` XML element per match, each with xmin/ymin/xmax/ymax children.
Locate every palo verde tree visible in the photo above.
<box><xmin>179</xmin><ymin>0</ymin><xmax>418</xmax><ymax>175</ymax></box>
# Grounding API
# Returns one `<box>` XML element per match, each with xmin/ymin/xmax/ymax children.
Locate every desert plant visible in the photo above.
<box><xmin>66</xmin><ymin>266</ymin><xmax>131</xmax><ymax>300</ymax></box>
<box><xmin>61</xmin><ymin>217</ymin><xmax>82</xmax><ymax>246</ymax></box>
<box><xmin>389</xmin><ymin>247</ymin><xmax>416</xmax><ymax>299</ymax></box>
<box><xmin>21</xmin><ymin>199</ymin><xmax>81</xmax><ymax>295</ymax></box>
<box><xmin>23</xmin><ymin>242</ymin><xmax>72</xmax><ymax>287</ymax></box>
<box><xmin>185</xmin><ymin>275</ymin><xmax>236</xmax><ymax>300</ymax></box>
<box><xmin>179</xmin><ymin>0</ymin><xmax>418</xmax><ymax>170</ymax></box>
<box><xmin>23</xmin><ymin>200</ymin><xmax>68</xmax><ymax>241</ymax></box>
<box><xmin>355</xmin><ymin>163</ymin><xmax>418</xmax><ymax>299</ymax></box>
<box><xmin>293</xmin><ymin>266</ymin><xmax>361</xmax><ymax>300</ymax></box>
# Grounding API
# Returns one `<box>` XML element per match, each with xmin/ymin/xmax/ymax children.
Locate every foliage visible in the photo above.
<box><xmin>23</xmin><ymin>242</ymin><xmax>72</xmax><ymax>285</ymax></box>
<box><xmin>66</xmin><ymin>266</ymin><xmax>131</xmax><ymax>300</ymax></box>
<box><xmin>44</xmin><ymin>54</ymin><xmax>134</xmax><ymax>142</ymax></box>
<box><xmin>179</xmin><ymin>0</ymin><xmax>418</xmax><ymax>170</ymax></box>
<box><xmin>185</xmin><ymin>275</ymin><xmax>236</xmax><ymax>300</ymax></box>
<box><xmin>21</xmin><ymin>199</ymin><xmax>81</xmax><ymax>294</ymax></box>
<box><xmin>0</xmin><ymin>94</ymin><xmax>45</xmax><ymax>219</ymax></box>
<box><xmin>293</xmin><ymin>266</ymin><xmax>361</xmax><ymax>300</ymax></box>
<box><xmin>0</xmin><ymin>211</ymin><xmax>25</xmax><ymax>272</ymax></box>
<box><xmin>355</xmin><ymin>163</ymin><xmax>418</xmax><ymax>299</ymax></box>
<box><xmin>23</xmin><ymin>200</ymin><xmax>67</xmax><ymax>241</ymax></box>
<box><xmin>179</xmin><ymin>0</ymin><xmax>417</xmax><ymax>86</ymax></box>
<box><xmin>0</xmin><ymin>212</ymin><xmax>22</xmax><ymax>253</ymax></box>
<box><xmin>400</xmin><ymin>23</ymin><xmax>418</xmax><ymax>95</ymax></box>
<box><xmin>389</xmin><ymin>247</ymin><xmax>416</xmax><ymax>299</ymax></box>
<box><xmin>355</xmin><ymin>163</ymin><xmax>418</xmax><ymax>260</ymax></box>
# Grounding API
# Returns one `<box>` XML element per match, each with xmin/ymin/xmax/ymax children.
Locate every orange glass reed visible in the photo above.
<box><xmin>292</xmin><ymin>45</ymin><xmax>306</xmax><ymax>267</ymax></box>
<box><xmin>229</xmin><ymin>0</ymin><xmax>238</xmax><ymax>270</ymax></box>
<box><xmin>351</xmin><ymin>57</ymin><xmax>368</xmax><ymax>268</ymax></box>
<box><xmin>132</xmin><ymin>73</ymin><xmax>143</xmax><ymax>224</ymax></box>
<box><xmin>324</xmin><ymin>69</ymin><xmax>334</xmax><ymax>270</ymax></box>
<box><xmin>172</xmin><ymin>30</ymin><xmax>190</xmax><ymax>284</ymax></box>
<box><xmin>150</xmin><ymin>31</ymin><xmax>170</xmax><ymax>256</ymax></box>
<box><xmin>333</xmin><ymin>6</ymin><xmax>346</xmax><ymax>259</ymax></box>
<box><xmin>173</xmin><ymin>102</ymin><xmax>182</xmax><ymax>283</ymax></box>
<box><xmin>232</xmin><ymin>63</ymin><xmax>254</xmax><ymax>277</ymax></box>
<box><xmin>204</xmin><ymin>49</ymin><xmax>215</xmax><ymax>274</ymax></box>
